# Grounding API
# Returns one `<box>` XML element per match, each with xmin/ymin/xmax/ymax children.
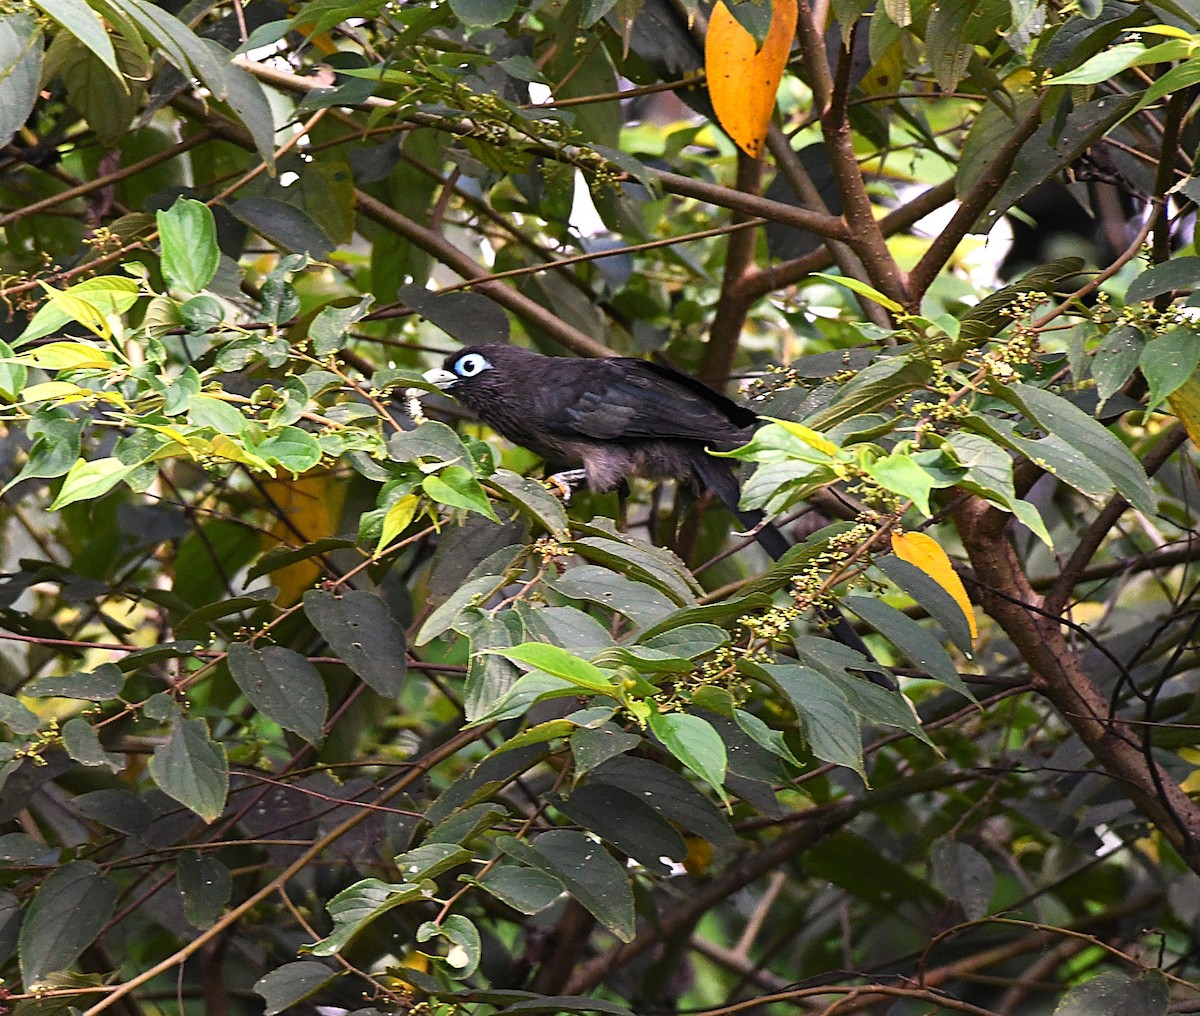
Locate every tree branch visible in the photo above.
<box><xmin>953</xmin><ymin>495</ymin><xmax>1200</xmax><ymax>873</ymax></box>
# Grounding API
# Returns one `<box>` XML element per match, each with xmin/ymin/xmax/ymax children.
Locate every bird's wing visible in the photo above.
<box><xmin>539</xmin><ymin>358</ymin><xmax>755</xmax><ymax>444</ymax></box>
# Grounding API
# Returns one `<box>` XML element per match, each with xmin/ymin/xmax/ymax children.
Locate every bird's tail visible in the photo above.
<box><xmin>690</xmin><ymin>450</ymin><xmax>896</xmax><ymax>690</ymax></box>
<box><xmin>689</xmin><ymin>450</ymin><xmax>790</xmax><ymax>559</ymax></box>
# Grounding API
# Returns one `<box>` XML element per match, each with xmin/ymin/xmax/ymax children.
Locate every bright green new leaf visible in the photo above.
<box><xmin>811</xmin><ymin>272</ymin><xmax>904</xmax><ymax>313</ymax></box>
<box><xmin>489</xmin><ymin>642</ymin><xmax>616</xmax><ymax>693</ymax></box>
<box><xmin>50</xmin><ymin>457</ymin><xmax>138</xmax><ymax>510</ymax></box>
<box><xmin>647</xmin><ymin>710</ymin><xmax>727</xmax><ymax>796</ymax></box>
<box><xmin>157</xmin><ymin>198</ymin><xmax>221</xmax><ymax>295</ymax></box>
<box><xmin>423</xmin><ymin>465</ymin><xmax>500</xmax><ymax>521</ymax></box>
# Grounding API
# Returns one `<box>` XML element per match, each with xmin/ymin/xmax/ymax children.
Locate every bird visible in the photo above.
<box><xmin>422</xmin><ymin>343</ymin><xmax>893</xmax><ymax>687</ymax></box>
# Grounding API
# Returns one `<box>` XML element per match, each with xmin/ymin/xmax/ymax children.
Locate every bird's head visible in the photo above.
<box><xmin>422</xmin><ymin>346</ymin><xmax>504</xmax><ymax>393</ymax></box>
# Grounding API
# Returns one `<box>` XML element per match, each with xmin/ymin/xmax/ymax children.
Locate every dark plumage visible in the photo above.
<box><xmin>424</xmin><ymin>343</ymin><xmax>892</xmax><ymax>686</ymax></box>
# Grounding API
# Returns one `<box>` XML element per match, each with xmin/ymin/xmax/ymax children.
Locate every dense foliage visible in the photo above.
<box><xmin>3</xmin><ymin>0</ymin><xmax>1200</xmax><ymax>1013</ymax></box>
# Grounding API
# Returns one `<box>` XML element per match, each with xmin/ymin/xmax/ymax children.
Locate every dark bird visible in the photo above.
<box><xmin>424</xmin><ymin>343</ymin><xmax>892</xmax><ymax>686</ymax></box>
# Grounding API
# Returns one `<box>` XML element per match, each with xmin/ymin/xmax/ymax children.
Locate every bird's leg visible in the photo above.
<box><xmin>615</xmin><ymin>480</ymin><xmax>630</xmax><ymax>532</ymax></box>
<box><xmin>545</xmin><ymin>469</ymin><xmax>588</xmax><ymax>503</ymax></box>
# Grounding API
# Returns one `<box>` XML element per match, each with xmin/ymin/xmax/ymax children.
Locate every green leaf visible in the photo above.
<box><xmin>418</xmin><ymin>914</ymin><xmax>482</xmax><ymax>977</ymax></box>
<box><xmin>924</xmin><ymin>0</ymin><xmax>974</xmax><ymax>91</ymax></box>
<box><xmin>309</xmin><ymin>295</ymin><xmax>375</xmax><ymax>357</ymax></box>
<box><xmin>246</xmin><ymin>536</ymin><xmax>355</xmax><ymax>582</ymax></box>
<box><xmin>1126</xmin><ymin>257</ymin><xmax>1200</xmax><ymax>304</ymax></box>
<box><xmin>424</xmin><ymin>465</ymin><xmax>500</xmax><ymax>521</ymax></box>
<box><xmin>148</xmin><ymin>717</ymin><xmax>229</xmax><ymax>822</ymax></box>
<box><xmin>227</xmin><ymin>643</ymin><xmax>329</xmax><ymax>744</ymax></box>
<box><xmin>26</xmin><ymin>662</ymin><xmax>124</xmax><ymax>700</ymax></box>
<box><xmin>254</xmin><ymin>961</ymin><xmax>339</xmax><ymax>1014</ymax></box>
<box><xmin>569</xmin><ymin>534</ymin><xmax>699</xmax><ymax>605</ymax></box>
<box><xmin>944</xmin><ymin>431</ymin><xmax>1052</xmax><ymax>547</ymax></box>
<box><xmin>734</xmin><ymin>708</ymin><xmax>803</xmax><ymax>768</ymax></box>
<box><xmin>416</xmin><ymin>570</ymin><xmax>511</xmax><ymax>646</ymax></box>
<box><xmin>253</xmin><ymin>426</ymin><xmax>323</xmax><ymax>473</ymax></box>
<box><xmin>1135</xmin><ymin>56</ymin><xmax>1200</xmax><ymax>113</ymax></box>
<box><xmin>570</xmin><ymin>721</ymin><xmax>641</xmax><ymax>774</ymax></box>
<box><xmin>877</xmin><ymin>556</ymin><xmax>975</xmax><ymax>654</ymax></box>
<box><xmin>33</xmin><ymin>0</ymin><xmax>121</xmax><ymax>81</ymax></box>
<box><xmin>0</xmin><ymin>339</ymin><xmax>26</xmax><ymax>401</ymax></box>
<box><xmin>1053</xmin><ymin>969</ymin><xmax>1168</xmax><ymax>1015</ymax></box>
<box><xmin>590</xmin><ymin>755</ymin><xmax>735</xmax><ymax>845</ymax></box>
<box><xmin>449</xmin><ymin>0</ymin><xmax>516</xmax><ymax>25</ymax></box>
<box><xmin>806</xmin><ymin>356</ymin><xmax>934</xmax><ymax>431</ymax></box>
<box><xmin>487</xmin><ymin>469</ymin><xmax>570</xmax><ymax>537</ymax></box>
<box><xmin>177</xmin><ymin>852</ymin><xmax>232</xmax><ymax>929</ymax></box>
<box><xmin>477</xmin><ymin>866</ymin><xmax>565</xmax><ymax>914</ymax></box>
<box><xmin>647</xmin><ymin>711</ymin><xmax>727</xmax><ymax>796</ymax></box>
<box><xmin>217</xmin><ymin>54</ymin><xmax>278</xmax><ymax>169</ymax></box>
<box><xmin>490</xmin><ymin>642</ymin><xmax>615</xmax><ymax>693</ymax></box>
<box><xmin>765</xmin><ymin>664</ymin><xmax>865</xmax><ymax>777</ymax></box>
<box><xmin>1092</xmin><ymin>324</ymin><xmax>1144</xmax><ymax>408</ymax></box>
<box><xmin>640</xmin><ymin>623</ymin><xmax>730</xmax><ymax>658</ymax></box>
<box><xmin>50</xmin><ymin>457</ymin><xmax>138</xmax><ymax>510</ymax></box>
<box><xmin>61</xmin><ymin>716</ymin><xmax>123</xmax><ymax>770</ymax></box>
<box><xmin>228</xmin><ymin>197</ymin><xmax>333</xmax><ymax>258</ymax></box>
<box><xmin>842</xmin><ymin>595</ymin><xmax>973</xmax><ymax>697</ymax></box>
<box><xmin>1046</xmin><ymin>40</ymin><xmax>1148</xmax><ymax>84</ymax></box>
<box><xmin>458</xmin><ymin>609</ymin><xmax>524</xmax><ymax>721</ymax></box>
<box><xmin>395</xmin><ymin>843</ymin><xmax>473</xmax><ymax>882</ymax></box>
<box><xmin>304</xmin><ymin>589</ymin><xmax>407</xmax><ymax>697</ymax></box>
<box><xmin>550</xmin><ymin>565</ymin><xmax>676</xmax><ymax>628</ymax></box>
<box><xmin>988</xmin><ymin>382</ymin><xmax>1155</xmax><ymax>517</ymax></box>
<box><xmin>18</xmin><ymin>860</ymin><xmax>118</xmax><ymax>988</ymax></box>
<box><xmin>157</xmin><ymin>198</ymin><xmax>220</xmax><ymax>295</ymax></box>
<box><xmin>310</xmin><ymin>878</ymin><xmax>423</xmax><ymax>955</ymax></box>
<box><xmin>399</xmin><ymin>285</ymin><xmax>511</xmax><ymax>346</ymax></box>
<box><xmin>554</xmin><ymin>783</ymin><xmax>687</xmax><ymax>871</ymax></box>
<box><xmin>188</xmin><ymin>395</ymin><xmax>247</xmax><ymax>436</ymax></box>
<box><xmin>0</xmin><ymin>832</ymin><xmax>59</xmax><ymax>866</ymax></box>
<box><xmin>0</xmin><ymin>692</ymin><xmax>39</xmax><ymax>735</ymax></box>
<box><xmin>106</xmin><ymin>0</ymin><xmax>228</xmax><ymax>99</ymax></box>
<box><xmin>866</xmin><ymin>452</ymin><xmax>941</xmax><ymax>515</ymax></box>
<box><xmin>811</xmin><ymin>272</ymin><xmax>904</xmax><ymax>313</ymax></box>
<box><xmin>497</xmin><ymin>830</ymin><xmax>635</xmax><ymax>941</ymax></box>
<box><xmin>1141</xmin><ymin>328</ymin><xmax>1200</xmax><ymax>413</ymax></box>
<box><xmin>0</xmin><ymin>15</ymin><xmax>43</xmax><ymax>153</ymax></box>
<box><xmin>931</xmin><ymin>838</ymin><xmax>994</xmax><ymax>920</ymax></box>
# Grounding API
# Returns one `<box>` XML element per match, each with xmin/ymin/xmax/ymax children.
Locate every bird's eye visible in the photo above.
<box><xmin>454</xmin><ymin>352</ymin><xmax>491</xmax><ymax>378</ymax></box>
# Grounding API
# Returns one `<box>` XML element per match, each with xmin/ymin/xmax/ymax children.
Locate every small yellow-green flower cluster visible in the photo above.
<box><xmin>533</xmin><ymin>536</ymin><xmax>572</xmax><ymax>561</ymax></box>
<box><xmin>693</xmin><ymin>645</ymin><xmax>753</xmax><ymax>698</ymax></box>
<box><xmin>739</xmin><ymin>604</ymin><xmax>801</xmax><ymax>641</ymax></box>
<box><xmin>791</xmin><ymin>522</ymin><xmax>875</xmax><ymax>610</ymax></box>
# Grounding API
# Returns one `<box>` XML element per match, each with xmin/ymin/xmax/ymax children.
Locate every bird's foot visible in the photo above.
<box><xmin>546</xmin><ymin>469</ymin><xmax>587</xmax><ymax>503</ymax></box>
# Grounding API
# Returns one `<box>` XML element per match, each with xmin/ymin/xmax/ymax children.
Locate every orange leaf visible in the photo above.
<box><xmin>890</xmin><ymin>531</ymin><xmax>978</xmax><ymax>644</ymax></box>
<box><xmin>705</xmin><ymin>0</ymin><xmax>798</xmax><ymax>158</ymax></box>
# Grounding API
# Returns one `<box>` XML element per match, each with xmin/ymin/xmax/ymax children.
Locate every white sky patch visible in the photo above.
<box><xmin>525</xmin><ymin>82</ymin><xmax>606</xmax><ymax>238</ymax></box>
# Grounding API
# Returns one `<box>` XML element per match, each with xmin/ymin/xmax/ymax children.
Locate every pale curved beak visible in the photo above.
<box><xmin>423</xmin><ymin>367</ymin><xmax>458</xmax><ymax>390</ymax></box>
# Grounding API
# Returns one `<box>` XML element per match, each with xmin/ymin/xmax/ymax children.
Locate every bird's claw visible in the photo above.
<box><xmin>546</xmin><ymin>469</ymin><xmax>587</xmax><ymax>503</ymax></box>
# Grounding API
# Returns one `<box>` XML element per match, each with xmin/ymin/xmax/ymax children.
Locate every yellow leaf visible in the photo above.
<box><xmin>376</xmin><ymin>494</ymin><xmax>421</xmax><ymax>554</ymax></box>
<box><xmin>19</xmin><ymin>381</ymin><xmax>88</xmax><ymax>404</ymax></box>
<box><xmin>890</xmin><ymin>531</ymin><xmax>978</xmax><ymax>643</ymax></box>
<box><xmin>769</xmin><ymin>418</ymin><xmax>839</xmax><ymax>456</ymax></box>
<box><xmin>210</xmin><ymin>435</ymin><xmax>273</xmax><ymax>472</ymax></box>
<box><xmin>682</xmin><ymin>836</ymin><xmax>713</xmax><ymax>876</ymax></box>
<box><xmin>705</xmin><ymin>0</ymin><xmax>798</xmax><ymax>158</ymax></box>
<box><xmin>38</xmin><ymin>284</ymin><xmax>110</xmax><ymax>340</ymax></box>
<box><xmin>1166</xmin><ymin>377</ymin><xmax>1200</xmax><ymax>449</ymax></box>
<box><xmin>260</xmin><ymin>471</ymin><xmax>348</xmax><ymax>606</ymax></box>
<box><xmin>15</xmin><ymin>342</ymin><xmax>113</xmax><ymax>370</ymax></box>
